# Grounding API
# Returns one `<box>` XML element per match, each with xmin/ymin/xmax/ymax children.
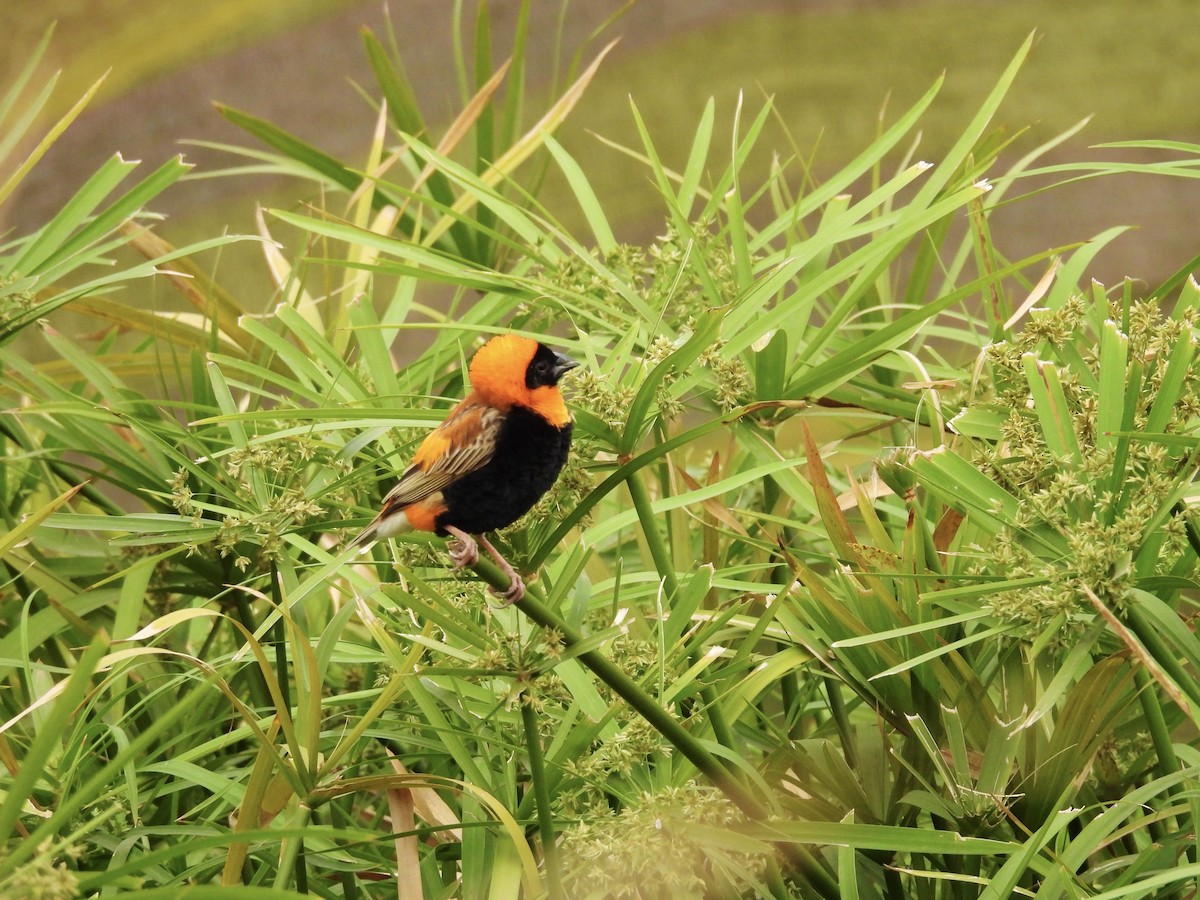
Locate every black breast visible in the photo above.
<box><xmin>436</xmin><ymin>406</ymin><xmax>573</xmax><ymax>536</ymax></box>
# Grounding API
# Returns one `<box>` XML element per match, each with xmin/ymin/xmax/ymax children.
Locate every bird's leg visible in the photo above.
<box><xmin>443</xmin><ymin>526</ymin><xmax>479</xmax><ymax>568</ymax></box>
<box><xmin>477</xmin><ymin>534</ymin><xmax>526</xmax><ymax>605</ymax></box>
<box><xmin>443</xmin><ymin>527</ymin><xmax>524</xmax><ymax>603</ymax></box>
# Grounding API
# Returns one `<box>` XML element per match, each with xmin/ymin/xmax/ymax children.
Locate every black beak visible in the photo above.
<box><xmin>551</xmin><ymin>350</ymin><xmax>579</xmax><ymax>380</ymax></box>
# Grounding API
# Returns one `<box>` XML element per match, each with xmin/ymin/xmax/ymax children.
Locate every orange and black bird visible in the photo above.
<box><xmin>349</xmin><ymin>334</ymin><xmax>578</xmax><ymax>603</ymax></box>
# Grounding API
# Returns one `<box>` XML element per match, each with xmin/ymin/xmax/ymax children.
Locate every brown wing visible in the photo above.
<box><xmin>376</xmin><ymin>395</ymin><xmax>502</xmax><ymax>512</ymax></box>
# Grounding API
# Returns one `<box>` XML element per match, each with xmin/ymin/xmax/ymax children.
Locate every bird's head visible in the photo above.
<box><xmin>468</xmin><ymin>334</ymin><xmax>578</xmax><ymax>426</ymax></box>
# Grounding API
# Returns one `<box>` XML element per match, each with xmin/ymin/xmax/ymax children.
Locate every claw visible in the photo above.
<box><xmin>443</xmin><ymin>528</ymin><xmax>526</xmax><ymax>603</ymax></box>
<box><xmin>489</xmin><ymin>572</ymin><xmax>525</xmax><ymax>605</ymax></box>
<box><xmin>478</xmin><ymin>534</ymin><xmax>526</xmax><ymax>605</ymax></box>
<box><xmin>444</xmin><ymin>527</ymin><xmax>478</xmax><ymax>569</ymax></box>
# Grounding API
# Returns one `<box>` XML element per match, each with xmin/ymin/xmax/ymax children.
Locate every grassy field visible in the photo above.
<box><xmin>5</xmin><ymin>0</ymin><xmax>1200</xmax><ymax>291</ymax></box>
<box><xmin>555</xmin><ymin>0</ymin><xmax>1200</xmax><ymax>240</ymax></box>
<box><xmin>7</xmin><ymin>0</ymin><xmax>1200</xmax><ymax>214</ymax></box>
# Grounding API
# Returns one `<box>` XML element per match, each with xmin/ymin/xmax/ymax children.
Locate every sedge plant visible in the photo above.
<box><xmin>6</xmin><ymin>9</ymin><xmax>1200</xmax><ymax>899</ymax></box>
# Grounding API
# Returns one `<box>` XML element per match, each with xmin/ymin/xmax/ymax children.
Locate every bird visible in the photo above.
<box><xmin>348</xmin><ymin>334</ymin><xmax>578</xmax><ymax>604</ymax></box>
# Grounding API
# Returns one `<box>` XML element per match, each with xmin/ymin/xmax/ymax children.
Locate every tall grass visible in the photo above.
<box><xmin>4</xmin><ymin>8</ymin><xmax>1200</xmax><ymax>898</ymax></box>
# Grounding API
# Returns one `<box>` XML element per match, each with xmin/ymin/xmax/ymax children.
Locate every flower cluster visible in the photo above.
<box><xmin>559</xmin><ymin>716</ymin><xmax>670</xmax><ymax>801</ymax></box>
<box><xmin>961</xmin><ymin>295</ymin><xmax>1200</xmax><ymax>639</ymax></box>
<box><xmin>169</xmin><ymin>430</ymin><xmax>349</xmax><ymax>569</ymax></box>
<box><xmin>559</xmin><ymin>785</ymin><xmax>767</xmax><ymax>899</ymax></box>
<box><xmin>567</xmin><ymin>368</ymin><xmax>636</xmax><ymax>432</ymax></box>
<box><xmin>0</xmin><ymin>846</ymin><xmax>79</xmax><ymax>900</ymax></box>
<box><xmin>0</xmin><ymin>275</ymin><xmax>39</xmax><ymax>335</ymax></box>
<box><xmin>700</xmin><ymin>340</ymin><xmax>752</xmax><ymax>412</ymax></box>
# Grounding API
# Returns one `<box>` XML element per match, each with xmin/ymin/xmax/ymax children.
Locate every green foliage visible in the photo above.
<box><xmin>925</xmin><ymin>289</ymin><xmax>1200</xmax><ymax>642</ymax></box>
<box><xmin>5</xmin><ymin>11</ymin><xmax>1200</xmax><ymax>900</ymax></box>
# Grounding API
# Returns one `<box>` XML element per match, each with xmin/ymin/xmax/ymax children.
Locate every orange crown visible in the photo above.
<box><xmin>468</xmin><ymin>335</ymin><xmax>571</xmax><ymax>426</ymax></box>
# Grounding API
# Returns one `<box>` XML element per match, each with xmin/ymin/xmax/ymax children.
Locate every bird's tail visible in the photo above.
<box><xmin>346</xmin><ymin>523</ymin><xmax>379</xmax><ymax>552</ymax></box>
<box><xmin>346</xmin><ymin>508</ymin><xmax>414</xmax><ymax>552</ymax></box>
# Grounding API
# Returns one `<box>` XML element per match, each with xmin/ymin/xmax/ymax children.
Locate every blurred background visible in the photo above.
<box><xmin>3</xmin><ymin>0</ymin><xmax>1199</xmax><ymax>292</ymax></box>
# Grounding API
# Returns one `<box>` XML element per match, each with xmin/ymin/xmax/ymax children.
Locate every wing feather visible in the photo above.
<box><xmin>377</xmin><ymin>397</ymin><xmax>501</xmax><ymax>512</ymax></box>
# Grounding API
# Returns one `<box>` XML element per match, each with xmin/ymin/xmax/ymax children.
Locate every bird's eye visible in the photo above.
<box><xmin>536</xmin><ymin>360</ymin><xmax>550</xmax><ymax>373</ymax></box>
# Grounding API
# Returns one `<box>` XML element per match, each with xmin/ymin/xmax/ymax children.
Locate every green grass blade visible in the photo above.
<box><xmin>0</xmin><ymin>635</ymin><xmax>109</xmax><ymax>858</ymax></box>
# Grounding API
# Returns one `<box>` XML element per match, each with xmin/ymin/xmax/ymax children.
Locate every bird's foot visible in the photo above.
<box><xmin>489</xmin><ymin>572</ymin><xmax>525</xmax><ymax>606</ymax></box>
<box><xmin>478</xmin><ymin>534</ymin><xmax>526</xmax><ymax>605</ymax></box>
<box><xmin>444</xmin><ymin>528</ymin><xmax>525</xmax><ymax>603</ymax></box>
<box><xmin>444</xmin><ymin>527</ymin><xmax>479</xmax><ymax>569</ymax></box>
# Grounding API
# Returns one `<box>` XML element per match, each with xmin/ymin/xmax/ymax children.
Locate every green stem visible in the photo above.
<box><xmin>295</xmin><ymin>807</ymin><xmax>311</xmax><ymax>894</ymax></box>
<box><xmin>626</xmin><ymin>469</ymin><xmax>736</xmax><ymax>751</ymax></box>
<box><xmin>626</xmin><ymin>470</ymin><xmax>679</xmax><ymax>596</ymax></box>
<box><xmin>232</xmin><ymin>589</ymin><xmax>270</xmax><ymax>709</ymax></box>
<box><xmin>273</xmin><ymin>804</ymin><xmax>312</xmax><ymax>890</ymax></box>
<box><xmin>511</xmin><ymin>582</ymin><xmax>736</xmax><ymax>801</ymax></box>
<box><xmin>780</xmin><ymin>662</ymin><xmax>802</xmax><ymax>740</ymax></box>
<box><xmin>1133</xmin><ymin>668</ymin><xmax>1177</xmax><ymax>847</ymax></box>
<box><xmin>521</xmin><ymin>698</ymin><xmax>564</xmax><ymax>899</ymax></box>
<box><xmin>1172</xmin><ymin>499</ymin><xmax>1200</xmax><ymax>561</ymax></box>
<box><xmin>884</xmin><ymin>864</ymin><xmax>906</xmax><ymax>899</ymax></box>
<box><xmin>826</xmin><ymin>680</ymin><xmax>855</xmax><ymax>769</ymax></box>
<box><xmin>1126</xmin><ymin>603</ymin><xmax>1200</xmax><ymax>710</ymax></box>
<box><xmin>764</xmin><ymin>860</ymin><xmax>790</xmax><ymax>900</ymax></box>
<box><xmin>195</xmin><ymin>614</ymin><xmax>224</xmax><ymax>661</ymax></box>
<box><xmin>1135</xmin><ymin>666</ymin><xmax>1179</xmax><ymax>779</ymax></box>
<box><xmin>270</xmin><ymin>561</ymin><xmax>291</xmax><ymax>713</ymax></box>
